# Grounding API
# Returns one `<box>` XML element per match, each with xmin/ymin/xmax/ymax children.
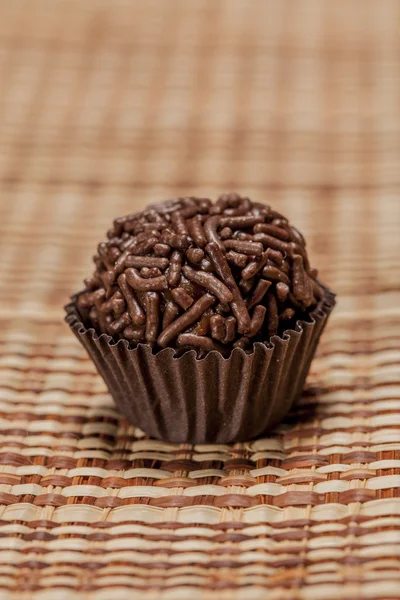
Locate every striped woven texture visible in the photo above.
<box><xmin>0</xmin><ymin>0</ymin><xmax>399</xmax><ymax>598</ymax></box>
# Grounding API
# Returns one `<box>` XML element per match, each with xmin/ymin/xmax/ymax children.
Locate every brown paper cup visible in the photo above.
<box><xmin>65</xmin><ymin>287</ymin><xmax>335</xmax><ymax>443</ymax></box>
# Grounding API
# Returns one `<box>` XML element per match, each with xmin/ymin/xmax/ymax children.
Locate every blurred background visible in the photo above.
<box><xmin>0</xmin><ymin>0</ymin><xmax>398</xmax><ymax>322</ymax></box>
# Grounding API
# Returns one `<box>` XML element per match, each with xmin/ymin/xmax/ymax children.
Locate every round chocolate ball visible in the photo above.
<box><xmin>78</xmin><ymin>194</ymin><xmax>324</xmax><ymax>356</ymax></box>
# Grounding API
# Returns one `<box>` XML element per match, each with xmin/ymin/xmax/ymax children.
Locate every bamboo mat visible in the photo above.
<box><xmin>0</xmin><ymin>0</ymin><xmax>400</xmax><ymax>598</ymax></box>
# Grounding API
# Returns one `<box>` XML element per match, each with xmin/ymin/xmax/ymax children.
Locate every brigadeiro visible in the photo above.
<box><xmin>65</xmin><ymin>194</ymin><xmax>335</xmax><ymax>443</ymax></box>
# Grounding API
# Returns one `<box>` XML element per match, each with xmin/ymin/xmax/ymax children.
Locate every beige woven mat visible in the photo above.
<box><xmin>0</xmin><ymin>0</ymin><xmax>399</xmax><ymax>598</ymax></box>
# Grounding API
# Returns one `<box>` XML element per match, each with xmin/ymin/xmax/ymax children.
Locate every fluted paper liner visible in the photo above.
<box><xmin>65</xmin><ymin>287</ymin><xmax>335</xmax><ymax>443</ymax></box>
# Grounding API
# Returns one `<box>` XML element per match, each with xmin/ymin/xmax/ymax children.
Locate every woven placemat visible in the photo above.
<box><xmin>0</xmin><ymin>0</ymin><xmax>399</xmax><ymax>598</ymax></box>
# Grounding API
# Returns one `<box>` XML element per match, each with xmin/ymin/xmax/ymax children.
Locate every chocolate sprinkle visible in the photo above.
<box><xmin>79</xmin><ymin>195</ymin><xmax>324</xmax><ymax>353</ymax></box>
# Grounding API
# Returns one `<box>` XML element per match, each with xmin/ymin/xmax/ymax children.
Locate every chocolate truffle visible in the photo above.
<box><xmin>77</xmin><ymin>194</ymin><xmax>324</xmax><ymax>356</ymax></box>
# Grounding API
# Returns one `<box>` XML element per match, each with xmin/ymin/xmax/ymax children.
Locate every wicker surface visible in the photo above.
<box><xmin>0</xmin><ymin>0</ymin><xmax>400</xmax><ymax>598</ymax></box>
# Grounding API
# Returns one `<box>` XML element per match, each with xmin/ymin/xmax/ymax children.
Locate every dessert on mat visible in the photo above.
<box><xmin>66</xmin><ymin>194</ymin><xmax>335</xmax><ymax>443</ymax></box>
